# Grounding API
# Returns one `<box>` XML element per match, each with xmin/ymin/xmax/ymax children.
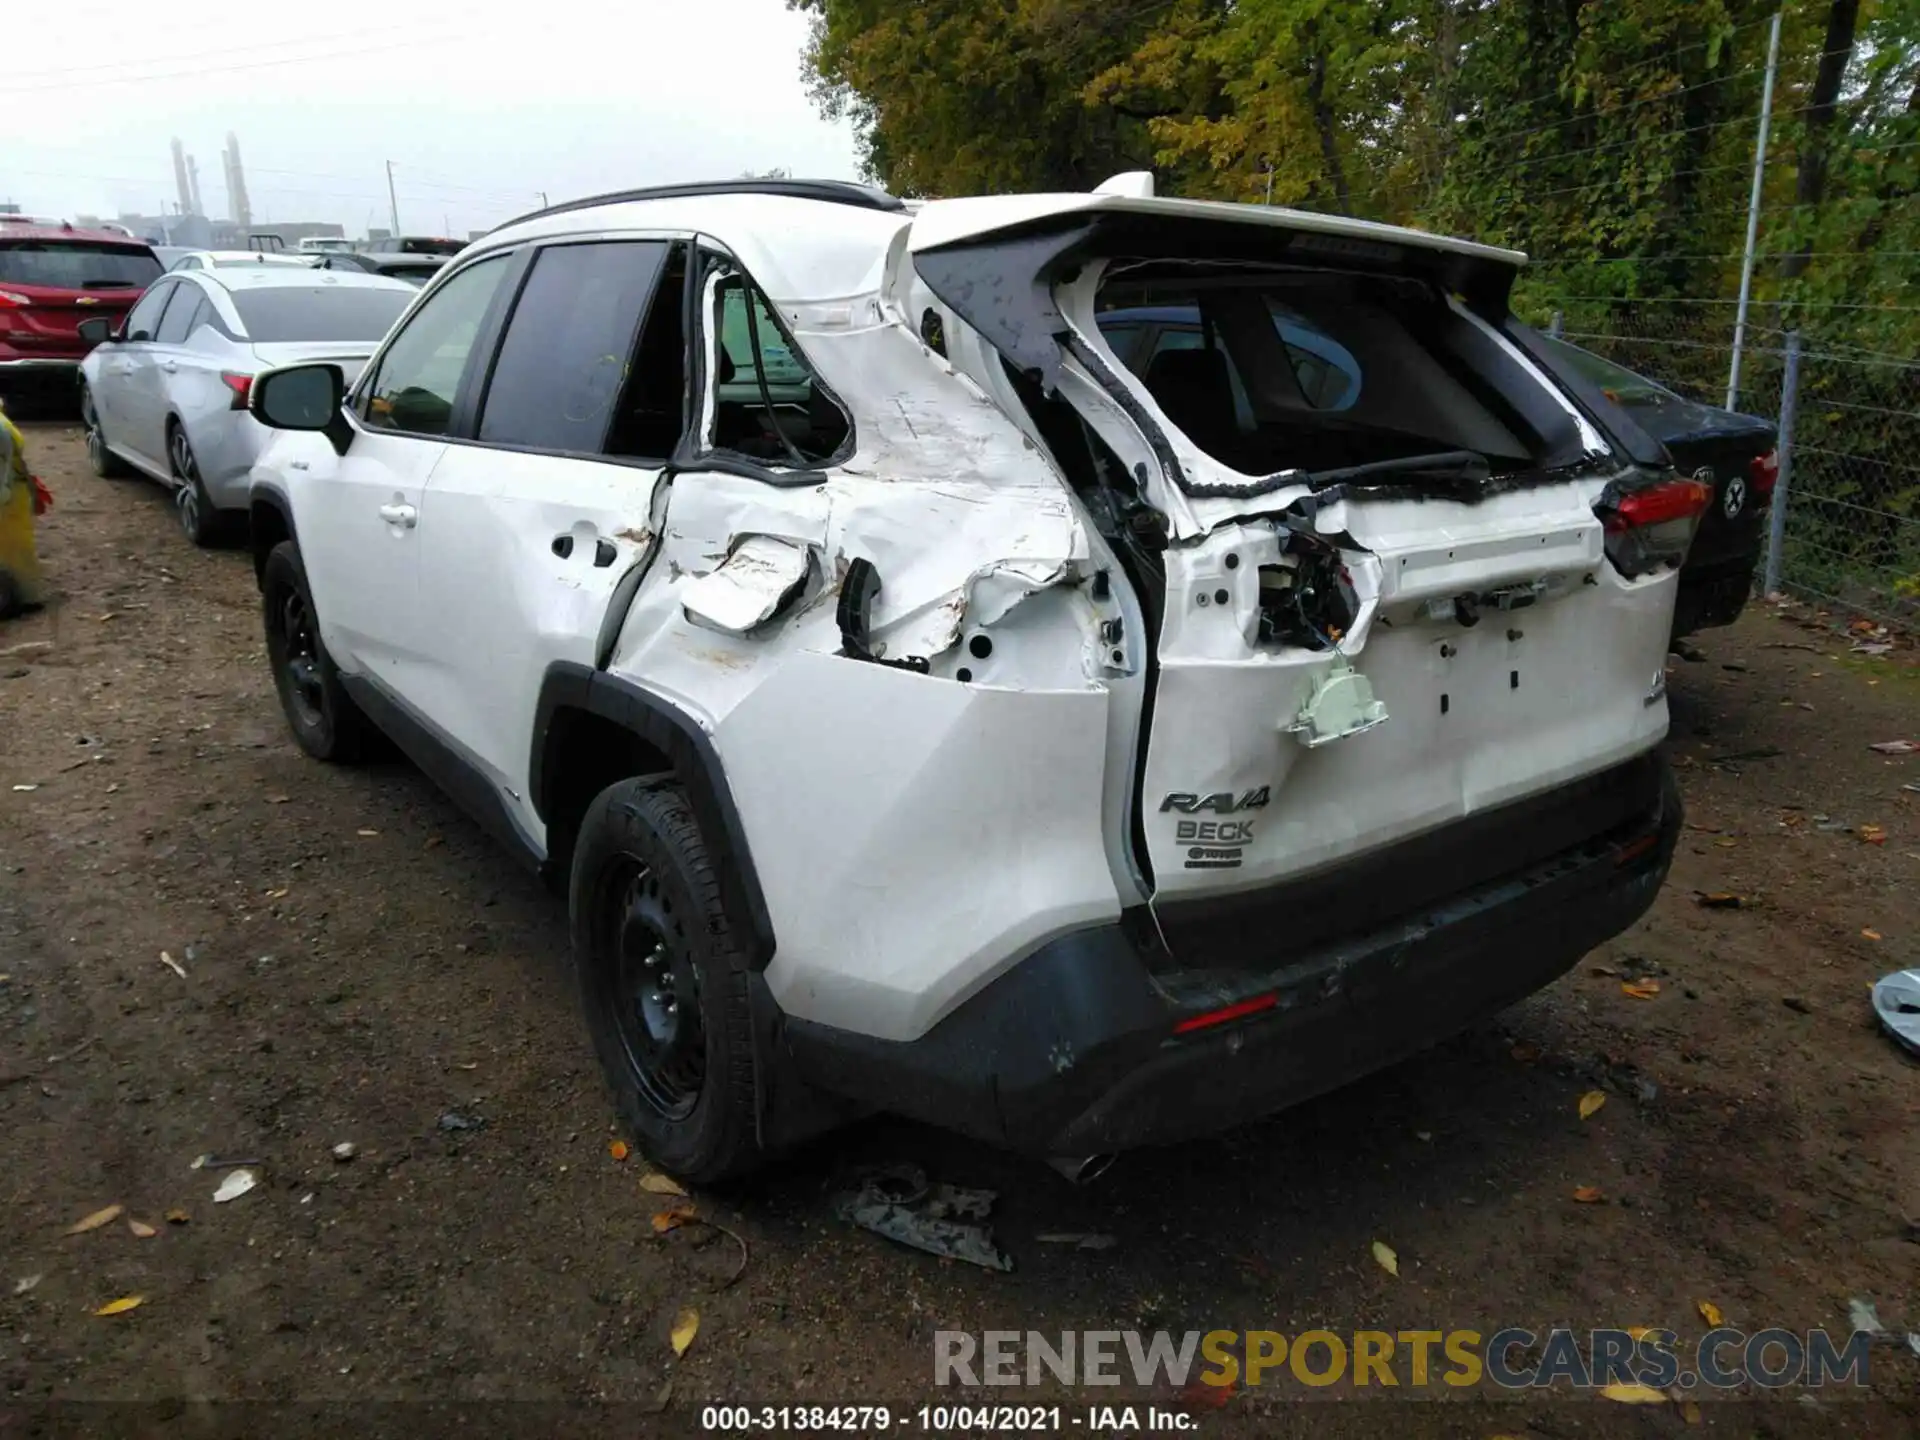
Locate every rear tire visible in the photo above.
<box><xmin>260</xmin><ymin>540</ymin><xmax>373</xmax><ymax>763</ymax></box>
<box><xmin>571</xmin><ymin>778</ymin><xmax>762</xmax><ymax>1185</ymax></box>
<box><xmin>168</xmin><ymin>423</ymin><xmax>228</xmax><ymax>548</ymax></box>
<box><xmin>80</xmin><ymin>386</ymin><xmax>133</xmax><ymax>479</ymax></box>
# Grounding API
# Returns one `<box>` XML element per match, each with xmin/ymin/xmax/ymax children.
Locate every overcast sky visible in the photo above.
<box><xmin>0</xmin><ymin>0</ymin><xmax>861</xmax><ymax>237</ymax></box>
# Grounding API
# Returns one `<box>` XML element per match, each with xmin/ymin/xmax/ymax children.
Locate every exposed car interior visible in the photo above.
<box><xmin>1096</xmin><ymin>265</ymin><xmax>1546</xmax><ymax>479</ymax></box>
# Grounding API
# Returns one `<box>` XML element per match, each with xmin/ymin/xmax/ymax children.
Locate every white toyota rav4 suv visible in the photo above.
<box><xmin>244</xmin><ymin>176</ymin><xmax>1697</xmax><ymax>1182</ymax></box>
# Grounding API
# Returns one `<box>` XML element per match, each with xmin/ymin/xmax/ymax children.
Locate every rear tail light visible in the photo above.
<box><xmin>1598</xmin><ymin>476</ymin><xmax>1712</xmax><ymax>578</ymax></box>
<box><xmin>221</xmin><ymin>372</ymin><xmax>253</xmax><ymax>411</ymax></box>
<box><xmin>1749</xmin><ymin>448</ymin><xmax>1779</xmax><ymax>496</ymax></box>
<box><xmin>0</xmin><ymin>290</ymin><xmax>32</xmax><ymax>307</ymax></box>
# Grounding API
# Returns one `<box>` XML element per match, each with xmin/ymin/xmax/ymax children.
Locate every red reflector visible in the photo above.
<box><xmin>1614</xmin><ymin>832</ymin><xmax>1658</xmax><ymax>866</ymax></box>
<box><xmin>1749</xmin><ymin>448</ymin><xmax>1779</xmax><ymax>495</ymax></box>
<box><xmin>1173</xmin><ymin>993</ymin><xmax>1278</xmax><ymax>1035</ymax></box>
<box><xmin>221</xmin><ymin>372</ymin><xmax>253</xmax><ymax>410</ymax></box>
<box><xmin>1604</xmin><ymin>478</ymin><xmax>1713</xmax><ymax>532</ymax></box>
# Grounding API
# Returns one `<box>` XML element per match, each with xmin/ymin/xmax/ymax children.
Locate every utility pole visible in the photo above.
<box><xmin>1727</xmin><ymin>10</ymin><xmax>1782</xmax><ymax>411</ymax></box>
<box><xmin>539</xmin><ymin>191</ymin><xmax>549</xmax><ymax>208</ymax></box>
<box><xmin>385</xmin><ymin>160</ymin><xmax>401</xmax><ymax>238</ymax></box>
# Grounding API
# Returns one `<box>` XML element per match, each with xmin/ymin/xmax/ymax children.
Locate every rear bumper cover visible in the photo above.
<box><xmin>786</xmin><ymin>754</ymin><xmax>1681</xmax><ymax>1154</ymax></box>
<box><xmin>1674</xmin><ymin>555</ymin><xmax>1757</xmax><ymax>637</ymax></box>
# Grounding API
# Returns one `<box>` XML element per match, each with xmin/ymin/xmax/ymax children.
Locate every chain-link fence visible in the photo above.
<box><xmin>1520</xmin><ymin>292</ymin><xmax>1919</xmax><ymax>627</ymax></box>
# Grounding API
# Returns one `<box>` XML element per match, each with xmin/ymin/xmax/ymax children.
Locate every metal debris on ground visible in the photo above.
<box><xmin>1870</xmin><ymin>971</ymin><xmax>1920</xmax><ymax>1058</ymax></box>
<box><xmin>1036</xmin><ymin>1232</ymin><xmax>1117</xmax><ymax>1251</ymax></box>
<box><xmin>437</xmin><ymin>1111</ymin><xmax>484</xmax><ymax>1132</ymax></box>
<box><xmin>1868</xmin><ymin>740</ymin><xmax>1916</xmax><ymax>755</ymax></box>
<box><xmin>833</xmin><ymin>1164</ymin><xmax>1013</xmax><ymax>1272</ymax></box>
<box><xmin>190</xmin><ymin>1153</ymin><xmax>262</xmax><ymax>1171</ymax></box>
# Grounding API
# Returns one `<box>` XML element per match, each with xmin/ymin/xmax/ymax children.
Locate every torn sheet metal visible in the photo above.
<box><xmin>1872</xmin><ymin>970</ymin><xmax>1920</xmax><ymax>1057</ymax></box>
<box><xmin>833</xmin><ymin>1164</ymin><xmax>1013</xmax><ymax>1272</ymax></box>
<box><xmin>680</xmin><ymin>534</ymin><xmax>813</xmax><ymax>636</ymax></box>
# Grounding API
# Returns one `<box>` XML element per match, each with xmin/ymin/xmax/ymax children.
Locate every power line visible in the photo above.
<box><xmin>0</xmin><ymin>25</ymin><xmax>453</xmax><ymax>83</ymax></box>
<box><xmin>0</xmin><ymin>32</ymin><xmax>483</xmax><ymax>93</ymax></box>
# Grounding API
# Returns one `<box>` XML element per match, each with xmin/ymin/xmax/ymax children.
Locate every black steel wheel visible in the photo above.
<box><xmin>259</xmin><ymin>540</ymin><xmax>372</xmax><ymax>762</ymax></box>
<box><xmin>571</xmin><ymin>778</ymin><xmax>760</xmax><ymax>1183</ymax></box>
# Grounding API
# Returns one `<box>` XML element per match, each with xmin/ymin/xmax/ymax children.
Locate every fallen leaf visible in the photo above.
<box><xmin>93</xmin><ymin>1296</ymin><xmax>144</xmax><ymax>1317</ymax></box>
<box><xmin>670</xmin><ymin>1307</ymin><xmax>699</xmax><ymax>1357</ymax></box>
<box><xmin>1600</xmin><ymin>1381</ymin><xmax>1668</xmax><ymax>1405</ymax></box>
<box><xmin>1370</xmin><ymin>1239</ymin><xmax>1398</xmax><ymax>1276</ymax></box>
<box><xmin>265</xmin><ymin>888</ymin><xmax>289</xmax><ymax>900</ymax></box>
<box><xmin>1178</xmin><ymin>1378</ymin><xmax>1235</xmax><ymax>1411</ymax></box>
<box><xmin>1713</xmin><ymin>836</ymin><xmax>1738</xmax><ymax>848</ymax></box>
<box><xmin>14</xmin><ymin>1275</ymin><xmax>42</xmax><ymax>1295</ymax></box>
<box><xmin>1622</xmin><ymin>980</ymin><xmax>1661</xmax><ymax>1000</ymax></box>
<box><xmin>65</xmin><ymin>1204</ymin><xmax>123</xmax><ymax>1235</ymax></box>
<box><xmin>1579</xmin><ymin>1090</ymin><xmax>1607</xmax><ymax>1120</ymax></box>
<box><xmin>1860</xmin><ymin>825</ymin><xmax>1887</xmax><ymax>845</ymax></box>
<box><xmin>1695</xmin><ymin>891</ymin><xmax>1750</xmax><ymax>909</ymax></box>
<box><xmin>164</xmin><ymin>1209</ymin><xmax>189</xmax><ymax>1225</ymax></box>
<box><xmin>266</xmin><ymin>795</ymin><xmax>290</xmax><ymax>804</ymax></box>
<box><xmin>1682</xmin><ymin>1399</ymin><xmax>1703</xmax><ymax>1424</ymax></box>
<box><xmin>1509</xmin><ymin>1042</ymin><xmax>1541</xmax><ymax>1064</ymax></box>
<box><xmin>1572</xmin><ymin>1186</ymin><xmax>1604</xmax><ymax>1203</ymax></box>
<box><xmin>1868</xmin><ymin>740</ymin><xmax>1916</xmax><ymax>755</ymax></box>
<box><xmin>127</xmin><ymin>1219</ymin><xmax>156</xmax><ymax>1239</ymax></box>
<box><xmin>158</xmin><ymin>950</ymin><xmax>186</xmax><ymax>979</ymax></box>
<box><xmin>1626</xmin><ymin>1326</ymin><xmax>1657</xmax><ymax>1341</ymax></box>
<box><xmin>639</xmin><ymin>1172</ymin><xmax>687</xmax><ymax>1196</ymax></box>
<box><xmin>1698</xmin><ymin>1299</ymin><xmax>1725</xmax><ymax>1326</ymax></box>
<box><xmin>1863</xmin><ymin>928</ymin><xmax>1883</xmax><ymax>941</ymax></box>
<box><xmin>608</xmin><ymin>1140</ymin><xmax>630</xmax><ymax>1161</ymax></box>
<box><xmin>652</xmin><ymin>1205</ymin><xmax>696</xmax><ymax>1233</ymax></box>
<box><xmin>356</xmin><ymin>828</ymin><xmax>379</xmax><ymax>837</ymax></box>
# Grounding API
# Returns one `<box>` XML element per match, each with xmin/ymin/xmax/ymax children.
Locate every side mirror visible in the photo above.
<box><xmin>76</xmin><ymin>317</ymin><xmax>114</xmax><ymax>346</ymax></box>
<box><xmin>250</xmin><ymin>363</ymin><xmax>351</xmax><ymax>455</ymax></box>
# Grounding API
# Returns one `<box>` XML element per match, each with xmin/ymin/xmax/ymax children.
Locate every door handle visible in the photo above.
<box><xmin>378</xmin><ymin>502</ymin><xmax>417</xmax><ymax>528</ymax></box>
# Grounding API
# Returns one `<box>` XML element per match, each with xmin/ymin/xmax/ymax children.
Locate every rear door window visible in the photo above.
<box><xmin>478</xmin><ymin>240</ymin><xmax>672</xmax><ymax>454</ymax></box>
<box><xmin>155</xmin><ymin>287</ymin><xmax>207</xmax><ymax>345</ymax></box>
<box><xmin>0</xmin><ymin>242</ymin><xmax>163</xmax><ymax>291</ymax></box>
<box><xmin>122</xmin><ymin>281</ymin><xmax>175</xmax><ymax>341</ymax></box>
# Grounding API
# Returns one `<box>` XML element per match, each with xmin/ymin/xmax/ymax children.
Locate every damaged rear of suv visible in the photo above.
<box><xmin>244</xmin><ymin>176</ymin><xmax>1693</xmax><ymax>1183</ymax></box>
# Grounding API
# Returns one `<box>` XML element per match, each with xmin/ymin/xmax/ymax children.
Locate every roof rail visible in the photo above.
<box><xmin>495</xmin><ymin>178</ymin><xmax>907</xmax><ymax>232</ymax></box>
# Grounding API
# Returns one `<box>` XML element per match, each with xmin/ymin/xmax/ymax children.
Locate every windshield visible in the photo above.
<box><xmin>0</xmin><ymin>242</ymin><xmax>163</xmax><ymax>290</ymax></box>
<box><xmin>1539</xmin><ymin>335</ymin><xmax>1678</xmax><ymax>407</ymax></box>
<box><xmin>231</xmin><ymin>286</ymin><xmax>412</xmax><ymax>343</ymax></box>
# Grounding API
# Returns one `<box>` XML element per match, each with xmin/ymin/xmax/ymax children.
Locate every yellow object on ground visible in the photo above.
<box><xmin>0</xmin><ymin>408</ymin><xmax>49</xmax><ymax>615</ymax></box>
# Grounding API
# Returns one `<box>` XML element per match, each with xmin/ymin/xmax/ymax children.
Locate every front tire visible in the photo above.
<box><xmin>571</xmin><ymin>778</ymin><xmax>761</xmax><ymax>1184</ymax></box>
<box><xmin>80</xmin><ymin>386</ymin><xmax>133</xmax><ymax>479</ymax></box>
<box><xmin>260</xmin><ymin>540</ymin><xmax>373</xmax><ymax>762</ymax></box>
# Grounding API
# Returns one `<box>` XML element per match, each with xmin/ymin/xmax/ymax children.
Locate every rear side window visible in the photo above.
<box><xmin>0</xmin><ymin>242</ymin><xmax>162</xmax><ymax>290</ymax></box>
<box><xmin>231</xmin><ymin>286</ymin><xmax>412</xmax><ymax>343</ymax></box>
<box><xmin>122</xmin><ymin>282</ymin><xmax>174</xmax><ymax>341</ymax></box>
<box><xmin>478</xmin><ymin>241</ymin><xmax>672</xmax><ymax>453</ymax></box>
<box><xmin>155</xmin><ymin>288</ymin><xmax>208</xmax><ymax>345</ymax></box>
<box><xmin>710</xmin><ymin>271</ymin><xmax>850</xmax><ymax>465</ymax></box>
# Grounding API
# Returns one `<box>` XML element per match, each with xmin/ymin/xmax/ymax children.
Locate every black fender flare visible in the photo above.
<box><xmin>247</xmin><ymin>482</ymin><xmax>301</xmax><ymax>585</ymax></box>
<box><xmin>531</xmin><ymin>661</ymin><xmax>776</xmax><ymax>970</ymax></box>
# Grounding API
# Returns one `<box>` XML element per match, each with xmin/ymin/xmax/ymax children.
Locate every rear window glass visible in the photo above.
<box><xmin>0</xmin><ymin>242</ymin><xmax>162</xmax><ymax>290</ymax></box>
<box><xmin>1096</xmin><ymin>269</ymin><xmax>1537</xmax><ymax>476</ymax></box>
<box><xmin>399</xmin><ymin>238</ymin><xmax>463</xmax><ymax>256</ymax></box>
<box><xmin>231</xmin><ymin>286</ymin><xmax>412</xmax><ymax>343</ymax></box>
<box><xmin>1539</xmin><ymin>335</ymin><xmax>1677</xmax><ymax>407</ymax></box>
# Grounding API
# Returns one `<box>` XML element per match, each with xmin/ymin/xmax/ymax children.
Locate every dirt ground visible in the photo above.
<box><xmin>2</xmin><ymin>419</ymin><xmax>1917</xmax><ymax>1438</ymax></box>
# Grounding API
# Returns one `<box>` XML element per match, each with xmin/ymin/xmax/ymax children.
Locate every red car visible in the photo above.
<box><xmin>0</xmin><ymin>221</ymin><xmax>164</xmax><ymax>405</ymax></box>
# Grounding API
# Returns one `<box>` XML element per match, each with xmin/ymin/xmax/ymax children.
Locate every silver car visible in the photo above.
<box><xmin>77</xmin><ymin>267</ymin><xmax>416</xmax><ymax>545</ymax></box>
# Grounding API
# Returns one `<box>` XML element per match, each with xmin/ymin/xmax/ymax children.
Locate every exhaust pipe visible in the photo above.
<box><xmin>1047</xmin><ymin>1154</ymin><xmax>1117</xmax><ymax>1185</ymax></box>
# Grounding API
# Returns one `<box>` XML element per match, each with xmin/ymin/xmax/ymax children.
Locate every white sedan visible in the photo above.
<box><xmin>77</xmin><ymin>267</ymin><xmax>416</xmax><ymax>545</ymax></box>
